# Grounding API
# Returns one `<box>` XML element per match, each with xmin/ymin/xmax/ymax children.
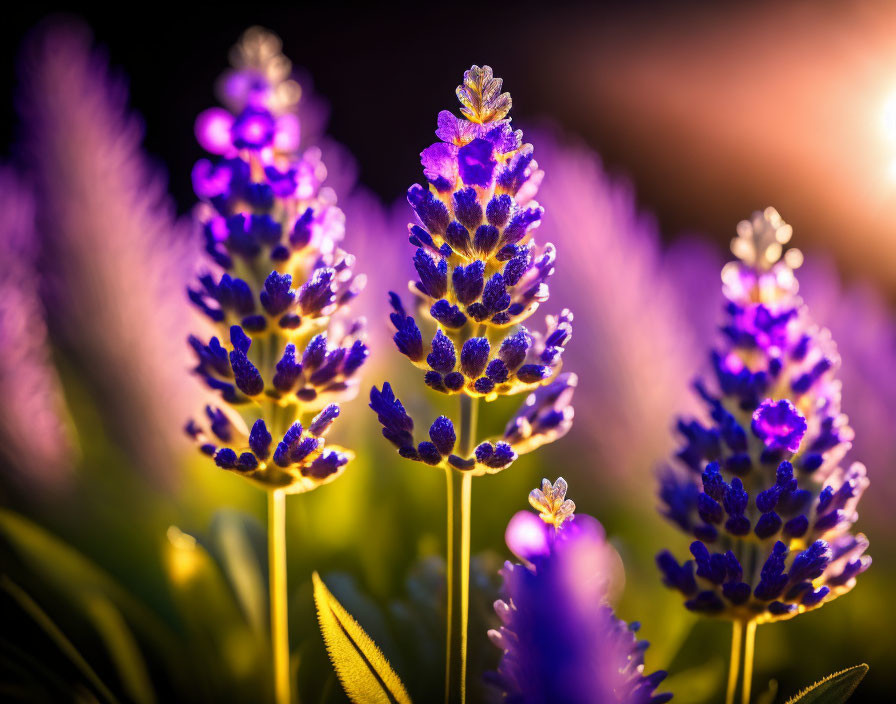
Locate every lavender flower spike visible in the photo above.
<box><xmin>185</xmin><ymin>28</ymin><xmax>369</xmax><ymax>704</ymax></box>
<box><xmin>371</xmin><ymin>67</ymin><xmax>577</xmax><ymax>704</ymax></box>
<box><xmin>657</xmin><ymin>208</ymin><xmax>870</xmax><ymax>625</ymax></box>
<box><xmin>489</xmin><ymin>478</ymin><xmax>672</xmax><ymax>704</ymax></box>
<box><xmin>371</xmin><ymin>65</ymin><xmax>575</xmax><ymax>477</ymax></box>
<box><xmin>185</xmin><ymin>27</ymin><xmax>368</xmax><ymax>493</ymax></box>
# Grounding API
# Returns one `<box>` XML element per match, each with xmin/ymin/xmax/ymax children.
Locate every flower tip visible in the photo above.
<box><xmin>528</xmin><ymin>476</ymin><xmax>576</xmax><ymax>528</ymax></box>
<box><xmin>456</xmin><ymin>64</ymin><xmax>512</xmax><ymax>125</ymax></box>
<box><xmin>731</xmin><ymin>206</ymin><xmax>798</xmax><ymax>271</ymax></box>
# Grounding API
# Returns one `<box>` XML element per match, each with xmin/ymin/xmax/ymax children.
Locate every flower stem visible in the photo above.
<box><xmin>742</xmin><ymin>620</ymin><xmax>757</xmax><ymax>704</ymax></box>
<box><xmin>268</xmin><ymin>488</ymin><xmax>290</xmax><ymax>704</ymax></box>
<box><xmin>445</xmin><ymin>394</ymin><xmax>478</xmax><ymax>704</ymax></box>
<box><xmin>726</xmin><ymin>620</ymin><xmax>743</xmax><ymax>704</ymax></box>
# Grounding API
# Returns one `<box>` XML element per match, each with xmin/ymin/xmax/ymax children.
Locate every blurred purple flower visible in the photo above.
<box><xmin>530</xmin><ymin>126</ymin><xmax>708</xmax><ymax>480</ymax></box>
<box><xmin>17</xmin><ymin>21</ymin><xmax>200</xmax><ymax>484</ymax></box>
<box><xmin>796</xmin><ymin>256</ymin><xmax>896</xmax><ymax>529</ymax></box>
<box><xmin>664</xmin><ymin>239</ymin><xmax>895</xmax><ymax>534</ymax></box>
<box><xmin>488</xmin><ymin>478</ymin><xmax>671</xmax><ymax>704</ymax></box>
<box><xmin>0</xmin><ymin>167</ymin><xmax>73</xmax><ymax>486</ymax></box>
<box><xmin>235</xmin><ymin>29</ymin><xmax>395</xmax><ymax>364</ymax></box>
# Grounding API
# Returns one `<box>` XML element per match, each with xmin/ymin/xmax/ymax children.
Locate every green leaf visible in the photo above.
<box><xmin>0</xmin><ymin>636</ymin><xmax>90</xmax><ymax>701</ymax></box>
<box><xmin>312</xmin><ymin>572</ymin><xmax>412</xmax><ymax>704</ymax></box>
<box><xmin>83</xmin><ymin>596</ymin><xmax>155</xmax><ymax>704</ymax></box>
<box><xmin>756</xmin><ymin>679</ymin><xmax>779</xmax><ymax>704</ymax></box>
<box><xmin>785</xmin><ymin>664</ymin><xmax>869</xmax><ymax>704</ymax></box>
<box><xmin>660</xmin><ymin>657</ymin><xmax>723</xmax><ymax>703</ymax></box>
<box><xmin>210</xmin><ymin>510</ymin><xmax>267</xmax><ymax>637</ymax></box>
<box><xmin>0</xmin><ymin>509</ymin><xmax>180</xmax><ymax>697</ymax></box>
<box><xmin>1</xmin><ymin>576</ymin><xmax>120</xmax><ymax>704</ymax></box>
<box><xmin>163</xmin><ymin>525</ymin><xmax>269</xmax><ymax>699</ymax></box>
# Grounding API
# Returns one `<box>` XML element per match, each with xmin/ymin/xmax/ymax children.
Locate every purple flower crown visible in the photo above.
<box><xmin>370</xmin><ymin>66</ymin><xmax>575</xmax><ymax>476</ymax></box>
<box><xmin>184</xmin><ymin>28</ymin><xmax>368</xmax><ymax>493</ymax></box>
<box><xmin>657</xmin><ymin>209</ymin><xmax>870</xmax><ymax>623</ymax></box>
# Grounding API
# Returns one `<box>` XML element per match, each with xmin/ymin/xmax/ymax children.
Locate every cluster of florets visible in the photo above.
<box><xmin>657</xmin><ymin>209</ymin><xmax>870</xmax><ymax>623</ymax></box>
<box><xmin>370</xmin><ymin>373</ymin><xmax>575</xmax><ymax>476</ymax></box>
<box><xmin>184</xmin><ymin>28</ymin><xmax>367</xmax><ymax>493</ymax></box>
<box><xmin>488</xmin><ymin>479</ymin><xmax>672</xmax><ymax>704</ymax></box>
<box><xmin>371</xmin><ymin>66</ymin><xmax>575</xmax><ymax>475</ymax></box>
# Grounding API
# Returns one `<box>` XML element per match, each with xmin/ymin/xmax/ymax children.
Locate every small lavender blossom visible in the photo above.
<box><xmin>488</xmin><ymin>478</ymin><xmax>671</xmax><ymax>704</ymax></box>
<box><xmin>186</xmin><ymin>28</ymin><xmax>368</xmax><ymax>493</ymax></box>
<box><xmin>370</xmin><ymin>66</ymin><xmax>575</xmax><ymax>475</ymax></box>
<box><xmin>0</xmin><ymin>167</ymin><xmax>72</xmax><ymax>484</ymax></box>
<box><xmin>656</xmin><ymin>209</ymin><xmax>870</xmax><ymax>624</ymax></box>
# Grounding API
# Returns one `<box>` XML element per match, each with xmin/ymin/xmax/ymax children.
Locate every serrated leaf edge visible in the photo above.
<box><xmin>313</xmin><ymin>571</ymin><xmax>412</xmax><ymax>704</ymax></box>
<box><xmin>784</xmin><ymin>663</ymin><xmax>870</xmax><ymax>704</ymax></box>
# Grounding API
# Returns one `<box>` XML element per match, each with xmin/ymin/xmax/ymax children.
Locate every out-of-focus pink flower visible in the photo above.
<box><xmin>17</xmin><ymin>21</ymin><xmax>201</xmax><ymax>484</ymax></box>
<box><xmin>0</xmin><ymin>167</ymin><xmax>73</xmax><ymax>486</ymax></box>
<box><xmin>797</xmin><ymin>256</ymin><xmax>896</xmax><ymax>529</ymax></box>
<box><xmin>340</xmin><ymin>194</ymin><xmax>411</xmax><ymax>360</ymax></box>
<box><xmin>531</xmin><ymin>126</ymin><xmax>707</xmax><ymax>480</ymax></box>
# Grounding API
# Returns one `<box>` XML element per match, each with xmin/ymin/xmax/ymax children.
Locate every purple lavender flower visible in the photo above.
<box><xmin>371</xmin><ymin>66</ymin><xmax>575</xmax><ymax>476</ymax></box>
<box><xmin>18</xmin><ymin>21</ymin><xmax>199</xmax><ymax>483</ymax></box>
<box><xmin>186</xmin><ymin>28</ymin><xmax>367</xmax><ymax>493</ymax></box>
<box><xmin>666</xmin><ymin>242</ymin><xmax>896</xmax><ymax>533</ymax></box>
<box><xmin>656</xmin><ymin>209</ymin><xmax>870</xmax><ymax>623</ymax></box>
<box><xmin>489</xmin><ymin>478</ymin><xmax>671</xmax><ymax>704</ymax></box>
<box><xmin>0</xmin><ymin>167</ymin><xmax>72</xmax><ymax>485</ymax></box>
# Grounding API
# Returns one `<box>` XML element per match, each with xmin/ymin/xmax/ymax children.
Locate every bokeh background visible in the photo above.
<box><xmin>1</xmin><ymin>2</ymin><xmax>894</xmax><ymax>702</ymax></box>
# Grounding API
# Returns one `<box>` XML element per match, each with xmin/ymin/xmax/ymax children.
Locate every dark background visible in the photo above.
<box><xmin>5</xmin><ymin>1</ymin><xmax>896</xmax><ymax>300</ymax></box>
<box><xmin>2</xmin><ymin>1</ymin><xmax>642</xmax><ymax>207</ymax></box>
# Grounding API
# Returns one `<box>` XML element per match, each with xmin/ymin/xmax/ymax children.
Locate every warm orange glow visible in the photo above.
<box><xmin>882</xmin><ymin>92</ymin><xmax>896</xmax><ymax>141</ymax></box>
<box><xmin>536</xmin><ymin>0</ymin><xmax>896</xmax><ymax>295</ymax></box>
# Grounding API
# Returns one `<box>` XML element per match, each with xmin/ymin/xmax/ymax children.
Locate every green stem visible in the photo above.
<box><xmin>726</xmin><ymin>620</ymin><xmax>743</xmax><ymax>704</ymax></box>
<box><xmin>742</xmin><ymin>620</ymin><xmax>757</xmax><ymax>704</ymax></box>
<box><xmin>268</xmin><ymin>488</ymin><xmax>290</xmax><ymax>704</ymax></box>
<box><xmin>445</xmin><ymin>395</ymin><xmax>478</xmax><ymax>704</ymax></box>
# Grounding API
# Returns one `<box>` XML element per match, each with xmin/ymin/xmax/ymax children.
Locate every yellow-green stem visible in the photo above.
<box><xmin>445</xmin><ymin>395</ymin><xmax>478</xmax><ymax>704</ymax></box>
<box><xmin>268</xmin><ymin>488</ymin><xmax>290</xmax><ymax>704</ymax></box>
<box><xmin>726</xmin><ymin>620</ymin><xmax>743</xmax><ymax>704</ymax></box>
<box><xmin>742</xmin><ymin>620</ymin><xmax>757</xmax><ymax>704</ymax></box>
